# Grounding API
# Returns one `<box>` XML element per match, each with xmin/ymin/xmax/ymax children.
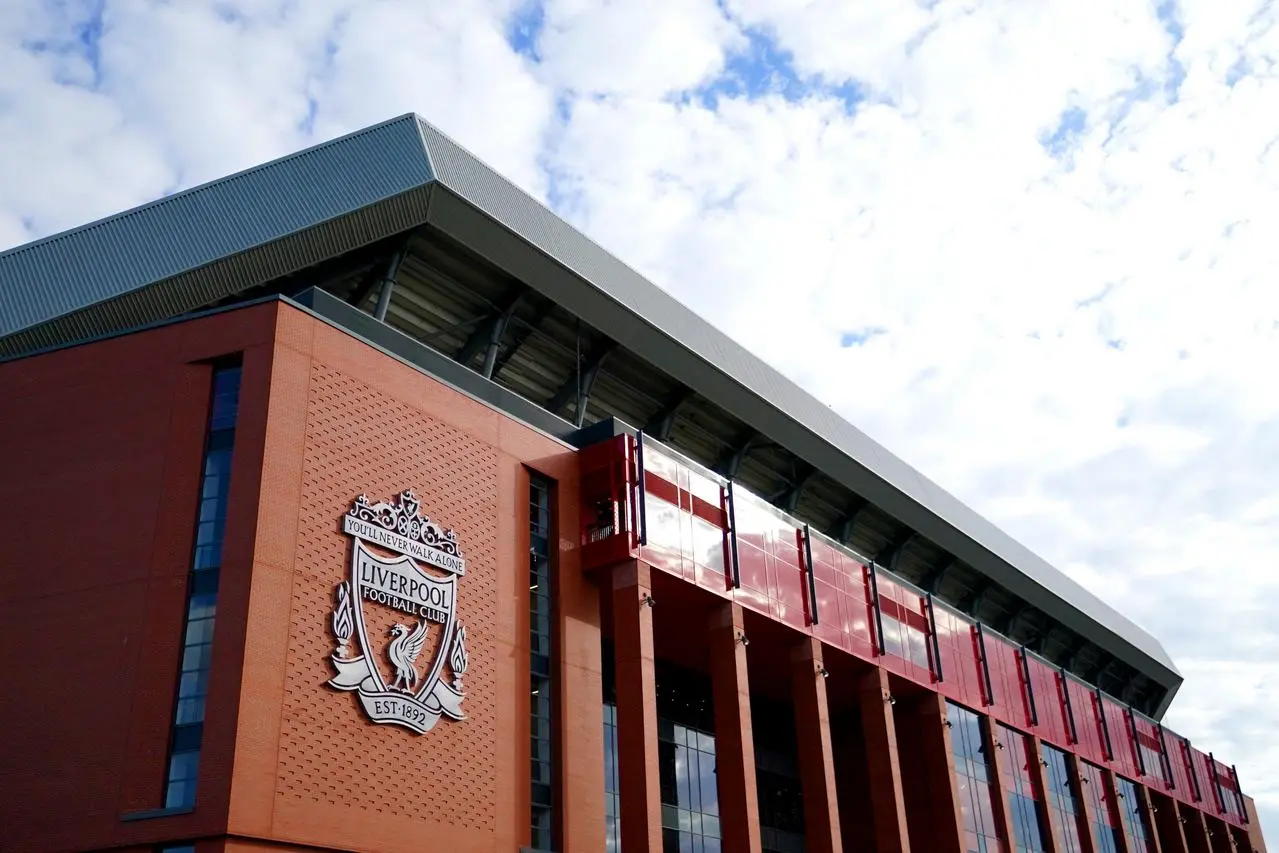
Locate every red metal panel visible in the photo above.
<box><xmin>765</xmin><ymin>517</ymin><xmax>807</xmax><ymax>629</ymax></box>
<box><xmin>838</xmin><ymin>554</ymin><xmax>876</xmax><ymax>662</ymax></box>
<box><xmin>1064</xmin><ymin>680</ymin><xmax>1105</xmax><ymax>765</ymax></box>
<box><xmin>932</xmin><ymin>607</ymin><xmax>966</xmax><ymax>702</ymax></box>
<box><xmin>984</xmin><ymin>634</ymin><xmax>1024</xmax><ymax>727</ymax></box>
<box><xmin>1165</xmin><ymin>734</ymin><xmax>1195</xmax><ymax>807</ymax></box>
<box><xmin>1132</xmin><ymin>716</ymin><xmax>1168</xmax><ymax>793</ymax></box>
<box><xmin>1100</xmin><ymin>697</ymin><xmax>1139</xmax><ymax>779</ymax></box>
<box><xmin>1026</xmin><ymin>658</ymin><xmax>1068</xmax><ymax>746</ymax></box>
<box><xmin>1188</xmin><ymin>747</ymin><xmax>1217</xmax><ymax>813</ymax></box>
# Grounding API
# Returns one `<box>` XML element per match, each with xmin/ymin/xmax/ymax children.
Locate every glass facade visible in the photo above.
<box><xmin>530</xmin><ymin>475</ymin><xmax>555</xmax><ymax>851</ymax></box>
<box><xmin>948</xmin><ymin>701</ymin><xmax>1005</xmax><ymax>853</ymax></box>
<box><xmin>1040</xmin><ymin>744</ymin><xmax>1086</xmax><ymax>853</ymax></box>
<box><xmin>657</xmin><ymin>663</ymin><xmax>720</xmax><ymax>853</ymax></box>
<box><xmin>1114</xmin><ymin>776</ymin><xmax>1155</xmax><ymax>853</ymax></box>
<box><xmin>1080</xmin><ymin>762</ymin><xmax>1123</xmax><ymax>853</ymax></box>
<box><xmin>995</xmin><ymin>724</ymin><xmax>1049</xmax><ymax>853</ymax></box>
<box><xmin>163</xmin><ymin>364</ymin><xmax>240</xmax><ymax>810</ymax></box>
<box><xmin>753</xmin><ymin>699</ymin><xmax>805</xmax><ymax>853</ymax></box>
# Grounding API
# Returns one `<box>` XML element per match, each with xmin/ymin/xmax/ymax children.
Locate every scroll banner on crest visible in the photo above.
<box><xmin>329</xmin><ymin>655</ymin><xmax>465</xmax><ymax>734</ymax></box>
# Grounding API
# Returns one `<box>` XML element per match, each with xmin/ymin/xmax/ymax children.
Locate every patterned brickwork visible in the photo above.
<box><xmin>277</xmin><ymin>362</ymin><xmax>500</xmax><ymax>829</ymax></box>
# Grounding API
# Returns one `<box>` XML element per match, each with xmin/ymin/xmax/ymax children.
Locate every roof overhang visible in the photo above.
<box><xmin>0</xmin><ymin>113</ymin><xmax>1182</xmax><ymax>715</ymax></box>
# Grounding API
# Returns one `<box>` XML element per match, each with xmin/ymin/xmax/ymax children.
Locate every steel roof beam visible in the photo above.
<box><xmin>455</xmin><ymin>286</ymin><xmax>525</xmax><ymax>375</ymax></box>
<box><xmin>875</xmin><ymin>529</ymin><xmax>917</xmax><ymax>572</ymax></box>
<box><xmin>837</xmin><ymin>497</ymin><xmax>870</xmax><ymax>544</ymax></box>
<box><xmin>716</xmin><ymin>431</ymin><xmax>761</xmax><ymax>479</ymax></box>
<box><xmin>773</xmin><ymin>462</ymin><xmax>818</xmax><ymax>513</ymax></box>
<box><xmin>549</xmin><ymin>339</ymin><xmax>616</xmax><ymax>425</ymax></box>
<box><xmin>645</xmin><ymin>387</ymin><xmax>695</xmax><ymax>441</ymax></box>
<box><xmin>373</xmin><ymin>245</ymin><xmax>409</xmax><ymax>322</ymax></box>
<box><xmin>490</xmin><ymin>301</ymin><xmax>553</xmax><ymax>380</ymax></box>
<box><xmin>922</xmin><ymin>559</ymin><xmax>958</xmax><ymax>593</ymax></box>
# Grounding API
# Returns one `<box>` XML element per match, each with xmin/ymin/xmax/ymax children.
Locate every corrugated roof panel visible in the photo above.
<box><xmin>0</xmin><ymin>114</ymin><xmax>434</xmax><ymax>339</ymax></box>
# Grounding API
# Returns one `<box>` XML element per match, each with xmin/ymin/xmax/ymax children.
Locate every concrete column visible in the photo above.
<box><xmin>1069</xmin><ymin>753</ymin><xmax>1102</xmax><ymax>853</ymax></box>
<box><xmin>1027</xmin><ymin>736</ymin><xmax>1063</xmax><ymax>853</ymax></box>
<box><xmin>915</xmin><ymin>693</ymin><xmax>966</xmax><ymax>852</ymax></box>
<box><xmin>708</xmin><ymin>602</ymin><xmax>762</xmax><ymax>853</ymax></box>
<box><xmin>982</xmin><ymin>716</ymin><xmax>1019</xmax><ymax>851</ymax></box>
<box><xmin>612</xmin><ymin>561</ymin><xmax>662</xmax><ymax>853</ymax></box>
<box><xmin>790</xmin><ymin>637</ymin><xmax>843</xmax><ymax>853</ymax></box>
<box><xmin>1150</xmin><ymin>791</ymin><xmax>1190</xmax><ymax>853</ymax></box>
<box><xmin>858</xmin><ymin>668</ymin><xmax>912</xmax><ymax>852</ymax></box>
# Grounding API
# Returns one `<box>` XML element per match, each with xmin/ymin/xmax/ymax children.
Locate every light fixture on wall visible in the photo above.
<box><xmin>737</xmin><ymin>630</ymin><xmax>749</xmax><ymax>646</ymax></box>
<box><xmin>817</xmin><ymin>664</ymin><xmax>829</xmax><ymax>678</ymax></box>
<box><xmin>883</xmin><ymin>692</ymin><xmax>896</xmax><ymax>706</ymax></box>
<box><xmin>640</xmin><ymin>592</ymin><xmax>656</xmax><ymax>608</ymax></box>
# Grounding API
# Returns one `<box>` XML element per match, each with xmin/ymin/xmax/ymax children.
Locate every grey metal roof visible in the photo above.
<box><xmin>0</xmin><ymin>112</ymin><xmax>1181</xmax><ymax>711</ymax></box>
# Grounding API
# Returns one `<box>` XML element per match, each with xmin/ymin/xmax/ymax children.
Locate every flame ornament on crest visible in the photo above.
<box><xmin>332</xmin><ymin>581</ymin><xmax>354</xmax><ymax>658</ymax></box>
<box><xmin>451</xmin><ymin>624</ymin><xmax>469</xmax><ymax>690</ymax></box>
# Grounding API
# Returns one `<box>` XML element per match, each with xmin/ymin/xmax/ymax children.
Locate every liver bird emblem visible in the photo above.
<box><xmin>387</xmin><ymin>621</ymin><xmax>429</xmax><ymax>692</ymax></box>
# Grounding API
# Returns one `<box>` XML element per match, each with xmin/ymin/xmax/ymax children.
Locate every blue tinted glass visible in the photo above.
<box><xmin>209</xmin><ymin>367</ymin><xmax>242</xmax><ymax>431</ymax></box>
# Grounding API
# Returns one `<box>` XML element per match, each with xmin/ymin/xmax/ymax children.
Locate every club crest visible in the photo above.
<box><xmin>327</xmin><ymin>489</ymin><xmax>468</xmax><ymax>734</ymax></box>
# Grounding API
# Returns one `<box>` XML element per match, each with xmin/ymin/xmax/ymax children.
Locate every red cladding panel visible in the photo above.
<box><xmin>1100</xmin><ymin>697</ymin><xmax>1139</xmax><ymax>779</ymax></box>
<box><xmin>1065</xmin><ymin>680</ymin><xmax>1106</xmax><ymax>764</ymax></box>
<box><xmin>839</xmin><ymin>554</ymin><xmax>876</xmax><ymax>662</ymax></box>
<box><xmin>1026</xmin><ymin>658</ymin><xmax>1069</xmax><ymax>746</ymax></box>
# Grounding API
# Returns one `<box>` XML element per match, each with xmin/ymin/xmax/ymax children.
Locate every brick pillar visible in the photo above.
<box><xmin>1150</xmin><ymin>792</ymin><xmax>1190</xmax><ymax>853</ymax></box>
<box><xmin>791</xmin><ymin>637</ymin><xmax>843</xmax><ymax>853</ymax></box>
<box><xmin>915</xmin><ymin>693</ymin><xmax>966</xmax><ymax>852</ymax></box>
<box><xmin>1139</xmin><ymin>786</ymin><xmax>1166</xmax><ymax>853</ymax></box>
<box><xmin>612</xmin><ymin>561</ymin><xmax>662</xmax><ymax>853</ymax></box>
<box><xmin>1069</xmin><ymin>753</ymin><xmax>1102</xmax><ymax>853</ymax></box>
<box><xmin>708</xmin><ymin>602</ymin><xmax>762</xmax><ymax>853</ymax></box>
<box><xmin>982</xmin><ymin>716</ymin><xmax>1019</xmax><ymax>851</ymax></box>
<box><xmin>858</xmin><ymin>667</ymin><xmax>912</xmax><ymax>852</ymax></box>
<box><xmin>1181</xmin><ymin>803</ymin><xmax>1213</xmax><ymax>853</ymax></box>
<box><xmin>1027</xmin><ymin>736</ymin><xmax>1063</xmax><ymax>853</ymax></box>
<box><xmin>1244</xmin><ymin>796</ymin><xmax>1270</xmax><ymax>853</ymax></box>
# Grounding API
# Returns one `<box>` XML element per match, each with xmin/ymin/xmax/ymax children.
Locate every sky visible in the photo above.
<box><xmin>2</xmin><ymin>0</ymin><xmax>1277</xmax><ymax>835</ymax></box>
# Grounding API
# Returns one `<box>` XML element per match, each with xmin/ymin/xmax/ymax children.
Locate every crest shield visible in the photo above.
<box><xmin>327</xmin><ymin>490</ymin><xmax>469</xmax><ymax>734</ymax></box>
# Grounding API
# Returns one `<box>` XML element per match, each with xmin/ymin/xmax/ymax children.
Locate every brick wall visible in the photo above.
<box><xmin>0</xmin><ymin>303</ymin><xmax>277</xmax><ymax>853</ymax></box>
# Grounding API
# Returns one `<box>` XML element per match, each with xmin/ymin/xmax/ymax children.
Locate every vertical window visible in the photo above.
<box><xmin>1079</xmin><ymin>762</ymin><xmax>1123</xmax><ymax>853</ymax></box>
<box><xmin>657</xmin><ymin>663</ymin><xmax>720</xmax><ymax>853</ymax></box>
<box><xmin>1040</xmin><ymin>745</ymin><xmax>1085</xmax><ymax>853</ymax></box>
<box><xmin>530</xmin><ymin>475</ymin><xmax>555</xmax><ymax>851</ymax></box>
<box><xmin>948</xmin><ymin>702</ymin><xmax>1006</xmax><ymax>853</ymax></box>
<box><xmin>163</xmin><ymin>364</ymin><xmax>241</xmax><ymax>810</ymax></box>
<box><xmin>1114</xmin><ymin>776</ymin><xmax>1155</xmax><ymax>853</ymax></box>
<box><xmin>604</xmin><ymin>700</ymin><xmax>622</xmax><ymax>853</ymax></box>
<box><xmin>753</xmin><ymin>699</ymin><xmax>805</xmax><ymax>853</ymax></box>
<box><xmin>995</xmin><ymin>724</ymin><xmax>1049</xmax><ymax>853</ymax></box>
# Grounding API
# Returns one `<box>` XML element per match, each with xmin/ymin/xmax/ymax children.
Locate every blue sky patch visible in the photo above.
<box><xmin>841</xmin><ymin>326</ymin><xmax>888</xmax><ymax>347</ymax></box>
<box><xmin>506</xmin><ymin>1</ymin><xmax>545</xmax><ymax>61</ymax></box>
<box><xmin>1041</xmin><ymin>105</ymin><xmax>1087</xmax><ymax>157</ymax></box>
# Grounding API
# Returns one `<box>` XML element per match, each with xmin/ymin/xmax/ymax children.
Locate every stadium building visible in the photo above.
<box><xmin>0</xmin><ymin>114</ymin><xmax>1266</xmax><ymax>853</ymax></box>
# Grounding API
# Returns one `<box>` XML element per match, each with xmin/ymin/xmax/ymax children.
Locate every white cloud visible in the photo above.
<box><xmin>2</xmin><ymin>0</ymin><xmax>1278</xmax><ymax>837</ymax></box>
